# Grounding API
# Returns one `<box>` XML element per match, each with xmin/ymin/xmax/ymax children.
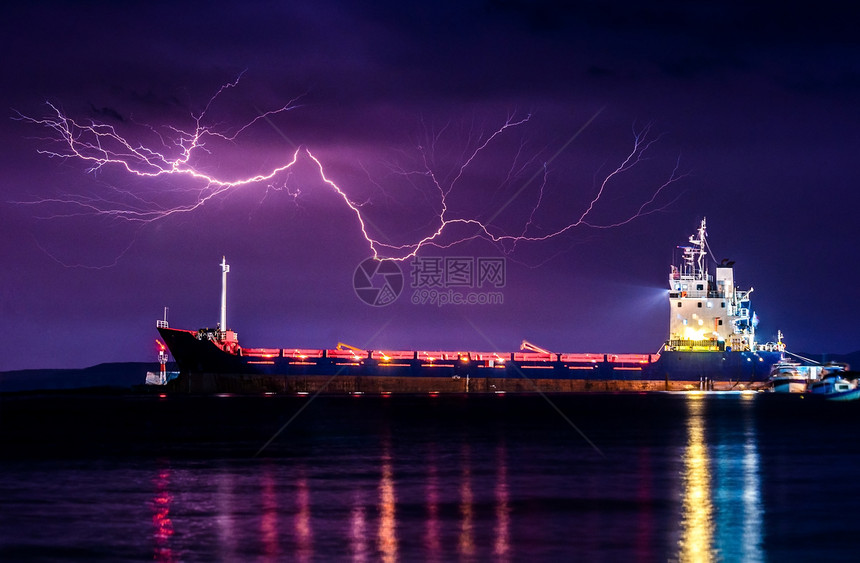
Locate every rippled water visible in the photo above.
<box><xmin>1</xmin><ymin>393</ymin><xmax>857</xmax><ymax>560</ymax></box>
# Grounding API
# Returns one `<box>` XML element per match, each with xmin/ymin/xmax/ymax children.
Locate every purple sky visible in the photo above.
<box><xmin>2</xmin><ymin>1</ymin><xmax>858</xmax><ymax>370</ymax></box>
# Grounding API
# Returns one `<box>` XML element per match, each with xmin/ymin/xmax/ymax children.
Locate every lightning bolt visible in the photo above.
<box><xmin>13</xmin><ymin>77</ymin><xmax>686</xmax><ymax>265</ymax></box>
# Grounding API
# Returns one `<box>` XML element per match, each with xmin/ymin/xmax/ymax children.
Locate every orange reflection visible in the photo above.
<box><xmin>458</xmin><ymin>443</ymin><xmax>475</xmax><ymax>557</ymax></box>
<box><xmin>151</xmin><ymin>466</ymin><xmax>175</xmax><ymax>562</ymax></box>
<box><xmin>678</xmin><ymin>397</ymin><xmax>714</xmax><ymax>561</ymax></box>
<box><xmin>494</xmin><ymin>441</ymin><xmax>510</xmax><ymax>560</ymax></box>
<box><xmin>378</xmin><ymin>439</ymin><xmax>398</xmax><ymax>563</ymax></box>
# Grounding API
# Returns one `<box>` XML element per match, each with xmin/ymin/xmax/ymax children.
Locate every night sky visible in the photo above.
<box><xmin>1</xmin><ymin>1</ymin><xmax>858</xmax><ymax>371</ymax></box>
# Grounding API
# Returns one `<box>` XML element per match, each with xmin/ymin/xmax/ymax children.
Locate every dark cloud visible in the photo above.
<box><xmin>89</xmin><ymin>104</ymin><xmax>125</xmax><ymax>122</ymax></box>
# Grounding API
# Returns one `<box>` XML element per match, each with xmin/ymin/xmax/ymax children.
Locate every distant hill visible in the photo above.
<box><xmin>0</xmin><ymin>362</ymin><xmax>173</xmax><ymax>392</ymax></box>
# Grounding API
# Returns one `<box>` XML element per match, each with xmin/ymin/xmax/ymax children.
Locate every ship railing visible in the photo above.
<box><xmin>416</xmin><ymin>351</ymin><xmax>457</xmax><ymax>362</ymax></box>
<box><xmin>557</xmin><ymin>353</ymin><xmax>656</xmax><ymax>364</ymax></box>
<box><xmin>559</xmin><ymin>353</ymin><xmax>603</xmax><ymax>363</ymax></box>
<box><xmin>513</xmin><ymin>352</ymin><xmax>553</xmax><ymax>362</ymax></box>
<box><xmin>666</xmin><ymin>339</ymin><xmax>725</xmax><ymax>351</ymax></box>
<box><xmin>372</xmin><ymin>351</ymin><xmax>418</xmax><ymax>361</ymax></box>
<box><xmin>328</xmin><ymin>349</ymin><xmax>367</xmax><ymax>359</ymax></box>
<box><xmin>243</xmin><ymin>347</ymin><xmax>282</xmax><ymax>358</ymax></box>
<box><xmin>610</xmin><ymin>353</ymin><xmax>656</xmax><ymax>364</ymax></box>
<box><xmin>366</xmin><ymin>350</ymin><xmax>512</xmax><ymax>362</ymax></box>
<box><xmin>468</xmin><ymin>352</ymin><xmax>508</xmax><ymax>362</ymax></box>
<box><xmin>156</xmin><ymin>320</ymin><xmax>169</xmax><ymax>329</ymax></box>
<box><xmin>235</xmin><ymin>347</ymin><xmax>662</xmax><ymax>363</ymax></box>
<box><xmin>284</xmin><ymin>348</ymin><xmax>324</xmax><ymax>359</ymax></box>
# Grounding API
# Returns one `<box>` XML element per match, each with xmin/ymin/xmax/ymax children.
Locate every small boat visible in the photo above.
<box><xmin>145</xmin><ymin>370</ymin><xmax>180</xmax><ymax>386</ymax></box>
<box><xmin>768</xmin><ymin>360</ymin><xmax>819</xmax><ymax>393</ymax></box>
<box><xmin>806</xmin><ymin>364</ymin><xmax>860</xmax><ymax>401</ymax></box>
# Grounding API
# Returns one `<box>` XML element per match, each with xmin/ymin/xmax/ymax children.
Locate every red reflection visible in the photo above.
<box><xmin>458</xmin><ymin>443</ymin><xmax>474</xmax><ymax>557</ymax></box>
<box><xmin>260</xmin><ymin>466</ymin><xmax>279</xmax><ymax>560</ymax></box>
<box><xmin>151</xmin><ymin>466</ymin><xmax>175</xmax><ymax>562</ymax></box>
<box><xmin>425</xmin><ymin>442</ymin><xmax>441</xmax><ymax>559</ymax></box>
<box><xmin>216</xmin><ymin>470</ymin><xmax>237</xmax><ymax>557</ymax></box>
<box><xmin>495</xmin><ymin>442</ymin><xmax>510</xmax><ymax>559</ymax></box>
<box><xmin>350</xmin><ymin>489</ymin><xmax>369</xmax><ymax>561</ymax></box>
<box><xmin>295</xmin><ymin>474</ymin><xmax>313</xmax><ymax>562</ymax></box>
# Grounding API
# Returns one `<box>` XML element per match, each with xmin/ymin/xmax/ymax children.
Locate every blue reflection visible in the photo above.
<box><xmin>712</xmin><ymin>396</ymin><xmax>762</xmax><ymax>561</ymax></box>
<box><xmin>679</xmin><ymin>395</ymin><xmax>762</xmax><ymax>562</ymax></box>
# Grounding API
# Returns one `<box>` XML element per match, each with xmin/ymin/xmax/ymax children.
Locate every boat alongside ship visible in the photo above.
<box><xmin>154</xmin><ymin>219</ymin><xmax>788</xmax><ymax>394</ymax></box>
<box><xmin>768</xmin><ymin>357</ymin><xmax>821</xmax><ymax>393</ymax></box>
<box><xmin>807</xmin><ymin>369</ymin><xmax>860</xmax><ymax>401</ymax></box>
<box><xmin>767</xmin><ymin>359</ymin><xmax>860</xmax><ymax>400</ymax></box>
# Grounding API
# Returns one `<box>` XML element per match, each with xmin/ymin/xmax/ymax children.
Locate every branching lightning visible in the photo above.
<box><xmin>14</xmin><ymin>78</ymin><xmax>686</xmax><ymax>265</ymax></box>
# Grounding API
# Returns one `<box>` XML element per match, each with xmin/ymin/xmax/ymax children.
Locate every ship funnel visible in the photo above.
<box><xmin>220</xmin><ymin>256</ymin><xmax>230</xmax><ymax>330</ymax></box>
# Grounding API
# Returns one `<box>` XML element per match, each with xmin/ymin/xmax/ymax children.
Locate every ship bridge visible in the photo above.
<box><xmin>666</xmin><ymin>219</ymin><xmax>756</xmax><ymax>352</ymax></box>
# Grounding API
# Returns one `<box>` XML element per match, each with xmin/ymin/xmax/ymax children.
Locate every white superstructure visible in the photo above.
<box><xmin>666</xmin><ymin>219</ymin><xmax>765</xmax><ymax>352</ymax></box>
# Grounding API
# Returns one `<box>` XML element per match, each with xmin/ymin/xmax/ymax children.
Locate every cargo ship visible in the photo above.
<box><xmin>156</xmin><ymin>219</ymin><xmax>785</xmax><ymax>394</ymax></box>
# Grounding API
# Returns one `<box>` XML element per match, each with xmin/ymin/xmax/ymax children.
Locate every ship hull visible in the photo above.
<box><xmin>158</xmin><ymin>327</ymin><xmax>781</xmax><ymax>395</ymax></box>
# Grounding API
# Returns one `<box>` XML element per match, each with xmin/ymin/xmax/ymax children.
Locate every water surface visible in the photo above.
<box><xmin>1</xmin><ymin>392</ymin><xmax>857</xmax><ymax>560</ymax></box>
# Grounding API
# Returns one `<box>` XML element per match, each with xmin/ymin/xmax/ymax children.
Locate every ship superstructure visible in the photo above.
<box><xmin>666</xmin><ymin>218</ymin><xmax>769</xmax><ymax>353</ymax></box>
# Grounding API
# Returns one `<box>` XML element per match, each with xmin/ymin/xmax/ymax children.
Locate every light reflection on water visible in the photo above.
<box><xmin>424</xmin><ymin>440</ymin><xmax>441</xmax><ymax>559</ymax></box>
<box><xmin>740</xmin><ymin>430</ymin><xmax>763</xmax><ymax>561</ymax></box>
<box><xmin>713</xmin><ymin>394</ymin><xmax>763</xmax><ymax>563</ymax></box>
<box><xmin>215</xmin><ymin>467</ymin><xmax>236</xmax><ymax>559</ymax></box>
<box><xmin>6</xmin><ymin>394</ymin><xmax>855</xmax><ymax>560</ymax></box>
<box><xmin>458</xmin><ymin>442</ymin><xmax>474</xmax><ymax>558</ymax></box>
<box><xmin>150</xmin><ymin>464</ymin><xmax>174</xmax><ymax>562</ymax></box>
<box><xmin>678</xmin><ymin>394</ymin><xmax>763</xmax><ymax>562</ymax></box>
<box><xmin>295</xmin><ymin>472</ymin><xmax>313</xmax><ymax>562</ymax></box>
<box><xmin>349</xmin><ymin>485</ymin><xmax>369</xmax><ymax>561</ymax></box>
<box><xmin>377</xmin><ymin>435</ymin><xmax>397</xmax><ymax>563</ymax></box>
<box><xmin>260</xmin><ymin>465</ymin><xmax>278</xmax><ymax>559</ymax></box>
<box><xmin>142</xmin><ymin>431</ymin><xmax>527</xmax><ymax>560</ymax></box>
<box><xmin>679</xmin><ymin>397</ymin><xmax>715</xmax><ymax>561</ymax></box>
<box><xmin>494</xmin><ymin>441</ymin><xmax>511</xmax><ymax>560</ymax></box>
<box><xmin>140</xmin><ymin>397</ymin><xmax>768</xmax><ymax>561</ymax></box>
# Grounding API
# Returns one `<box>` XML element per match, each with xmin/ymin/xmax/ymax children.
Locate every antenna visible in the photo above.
<box><xmin>156</xmin><ymin>306</ymin><xmax>169</xmax><ymax>329</ymax></box>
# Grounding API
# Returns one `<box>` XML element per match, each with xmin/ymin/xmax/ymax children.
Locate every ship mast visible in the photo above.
<box><xmin>691</xmin><ymin>217</ymin><xmax>707</xmax><ymax>280</ymax></box>
<box><xmin>680</xmin><ymin>217</ymin><xmax>708</xmax><ymax>281</ymax></box>
<box><xmin>220</xmin><ymin>256</ymin><xmax>230</xmax><ymax>331</ymax></box>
